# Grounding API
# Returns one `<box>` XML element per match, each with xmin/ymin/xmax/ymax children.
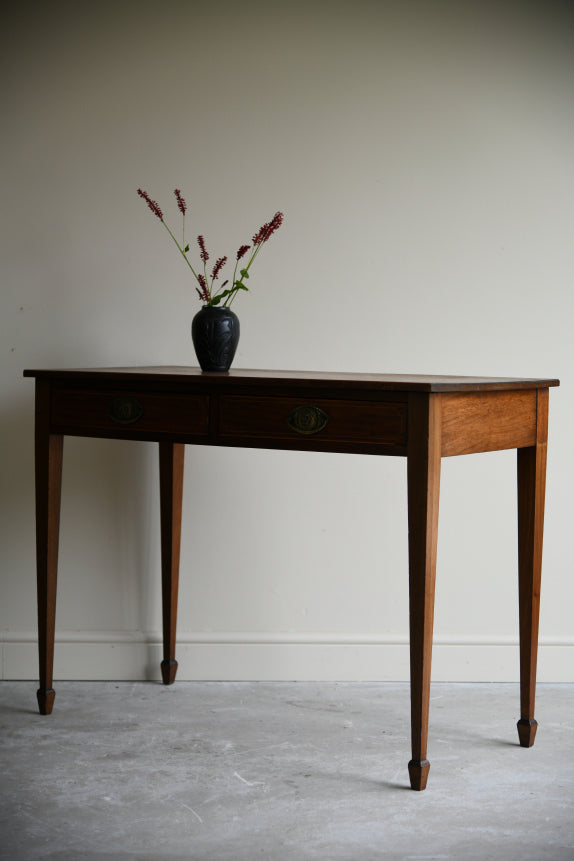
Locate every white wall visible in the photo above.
<box><xmin>1</xmin><ymin>0</ymin><xmax>572</xmax><ymax>682</ymax></box>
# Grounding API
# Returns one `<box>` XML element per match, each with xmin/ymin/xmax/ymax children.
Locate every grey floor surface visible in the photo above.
<box><xmin>1</xmin><ymin>681</ymin><xmax>573</xmax><ymax>861</ymax></box>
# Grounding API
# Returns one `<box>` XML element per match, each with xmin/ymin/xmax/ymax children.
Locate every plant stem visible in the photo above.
<box><xmin>161</xmin><ymin>219</ymin><xmax>200</xmax><ymax>282</ymax></box>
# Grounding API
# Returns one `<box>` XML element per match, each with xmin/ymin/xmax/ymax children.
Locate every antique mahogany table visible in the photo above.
<box><xmin>23</xmin><ymin>367</ymin><xmax>559</xmax><ymax>790</ymax></box>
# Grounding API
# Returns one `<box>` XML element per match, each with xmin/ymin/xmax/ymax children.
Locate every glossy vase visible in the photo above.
<box><xmin>191</xmin><ymin>305</ymin><xmax>240</xmax><ymax>372</ymax></box>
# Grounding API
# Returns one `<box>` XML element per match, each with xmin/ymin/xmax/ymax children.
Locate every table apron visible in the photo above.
<box><xmin>49</xmin><ymin>386</ymin><xmax>540</xmax><ymax>458</ymax></box>
<box><xmin>440</xmin><ymin>389</ymin><xmax>538</xmax><ymax>456</ymax></box>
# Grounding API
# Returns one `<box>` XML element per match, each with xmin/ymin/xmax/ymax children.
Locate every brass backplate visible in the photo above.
<box><xmin>287</xmin><ymin>404</ymin><xmax>329</xmax><ymax>435</ymax></box>
<box><xmin>108</xmin><ymin>396</ymin><xmax>144</xmax><ymax>424</ymax></box>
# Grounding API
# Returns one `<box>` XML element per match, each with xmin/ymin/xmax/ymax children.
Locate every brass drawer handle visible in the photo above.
<box><xmin>108</xmin><ymin>396</ymin><xmax>144</xmax><ymax>424</ymax></box>
<box><xmin>287</xmin><ymin>405</ymin><xmax>329</xmax><ymax>435</ymax></box>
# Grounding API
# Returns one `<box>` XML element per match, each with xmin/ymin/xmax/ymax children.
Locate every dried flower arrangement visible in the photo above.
<box><xmin>138</xmin><ymin>188</ymin><xmax>283</xmax><ymax>307</ymax></box>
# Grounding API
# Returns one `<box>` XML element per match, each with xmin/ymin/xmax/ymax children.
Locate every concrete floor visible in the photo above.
<box><xmin>1</xmin><ymin>682</ymin><xmax>573</xmax><ymax>861</ymax></box>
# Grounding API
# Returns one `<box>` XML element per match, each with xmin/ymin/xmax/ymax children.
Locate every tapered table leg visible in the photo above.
<box><xmin>35</xmin><ymin>380</ymin><xmax>63</xmax><ymax>715</ymax></box>
<box><xmin>159</xmin><ymin>442</ymin><xmax>185</xmax><ymax>685</ymax></box>
<box><xmin>516</xmin><ymin>389</ymin><xmax>549</xmax><ymax>748</ymax></box>
<box><xmin>407</xmin><ymin>393</ymin><xmax>441</xmax><ymax>790</ymax></box>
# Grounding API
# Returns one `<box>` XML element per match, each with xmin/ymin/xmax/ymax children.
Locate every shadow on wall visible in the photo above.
<box><xmin>0</xmin><ymin>395</ymin><xmax>35</xmax><ymax>530</ymax></box>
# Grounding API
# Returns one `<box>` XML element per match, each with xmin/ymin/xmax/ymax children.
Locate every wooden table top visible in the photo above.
<box><xmin>23</xmin><ymin>367</ymin><xmax>560</xmax><ymax>393</ymax></box>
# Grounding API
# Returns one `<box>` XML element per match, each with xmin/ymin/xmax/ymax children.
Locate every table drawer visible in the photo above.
<box><xmin>51</xmin><ymin>388</ymin><xmax>209</xmax><ymax>436</ymax></box>
<box><xmin>219</xmin><ymin>396</ymin><xmax>406</xmax><ymax>446</ymax></box>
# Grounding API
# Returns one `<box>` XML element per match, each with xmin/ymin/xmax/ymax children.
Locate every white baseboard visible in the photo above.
<box><xmin>2</xmin><ymin>631</ymin><xmax>573</xmax><ymax>682</ymax></box>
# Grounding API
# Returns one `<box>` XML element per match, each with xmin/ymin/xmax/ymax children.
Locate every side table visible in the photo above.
<box><xmin>23</xmin><ymin>367</ymin><xmax>559</xmax><ymax>790</ymax></box>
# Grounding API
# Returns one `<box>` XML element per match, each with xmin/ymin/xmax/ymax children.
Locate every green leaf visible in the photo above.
<box><xmin>239</xmin><ymin>269</ymin><xmax>250</xmax><ymax>278</ymax></box>
<box><xmin>212</xmin><ymin>288</ymin><xmax>233</xmax><ymax>302</ymax></box>
<box><xmin>184</xmin><ymin>244</ymin><xmax>190</xmax><ymax>253</ymax></box>
<box><xmin>211</xmin><ymin>283</ymin><xmax>250</xmax><ymax>308</ymax></box>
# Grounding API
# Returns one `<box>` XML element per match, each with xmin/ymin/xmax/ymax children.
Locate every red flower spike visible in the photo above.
<box><xmin>252</xmin><ymin>211</ymin><xmax>283</xmax><ymax>245</ymax></box>
<box><xmin>252</xmin><ymin>224</ymin><xmax>266</xmax><ymax>245</ymax></box>
<box><xmin>211</xmin><ymin>256</ymin><xmax>228</xmax><ymax>280</ymax></box>
<box><xmin>174</xmin><ymin>189</ymin><xmax>187</xmax><ymax>215</ymax></box>
<box><xmin>197</xmin><ymin>274</ymin><xmax>210</xmax><ymax>302</ymax></box>
<box><xmin>137</xmin><ymin>188</ymin><xmax>163</xmax><ymax>220</ymax></box>
<box><xmin>236</xmin><ymin>244</ymin><xmax>250</xmax><ymax>261</ymax></box>
<box><xmin>197</xmin><ymin>235</ymin><xmax>209</xmax><ymax>262</ymax></box>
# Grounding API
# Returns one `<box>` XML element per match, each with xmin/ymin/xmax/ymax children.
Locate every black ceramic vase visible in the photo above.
<box><xmin>191</xmin><ymin>305</ymin><xmax>240</xmax><ymax>372</ymax></box>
